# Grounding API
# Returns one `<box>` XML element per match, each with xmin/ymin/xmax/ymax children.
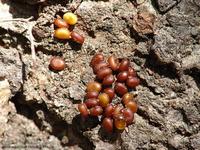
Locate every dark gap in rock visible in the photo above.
<box><xmin>12</xmin><ymin>0</ymin><xmax>44</xmax><ymax>5</ymax></box>
<box><xmin>178</xmin><ymin>108</ymin><xmax>192</xmax><ymax>126</ymax></box>
<box><xmin>11</xmin><ymin>92</ymin><xmax>95</xmax><ymax>150</ymax></box>
<box><xmin>137</xmin><ymin>107</ymin><xmax>163</xmax><ymax>130</ymax></box>
<box><xmin>134</xmin><ymin>50</ymin><xmax>149</xmax><ymax>58</ymax></box>
<box><xmin>146</xmin><ymin>33</ymin><xmax>155</xmax><ymax>45</ymax></box>
<box><xmin>68</xmin><ymin>40</ymin><xmax>83</xmax><ymax>51</ymax></box>
<box><xmin>0</xmin><ymin>27</ymin><xmax>30</xmax><ymax>53</ymax></box>
<box><xmin>88</xmin><ymin>30</ymin><xmax>96</xmax><ymax>38</ymax></box>
<box><xmin>0</xmin><ymin>28</ymin><xmax>31</xmax><ymax>54</ymax></box>
<box><xmin>47</xmin><ymin>0</ymin><xmax>71</xmax><ymax>6</ymax></box>
<box><xmin>18</xmin><ymin>53</ymin><xmax>27</xmax><ymax>83</ymax></box>
<box><xmin>150</xmin><ymin>0</ymin><xmax>181</xmax><ymax>15</ymax></box>
<box><xmin>129</xmin><ymin>0</ymin><xmax>143</xmax><ymax>7</ymax></box>
<box><xmin>98</xmin><ymin>127</ymin><xmax>120</xmax><ymax>143</ymax></box>
<box><xmin>130</xmin><ymin>27</ymin><xmax>149</xmax><ymax>44</ymax></box>
<box><xmin>175</xmin><ymin>128</ymin><xmax>192</xmax><ymax>137</ymax></box>
<box><xmin>36</xmin><ymin>45</ymin><xmax>64</xmax><ymax>56</ymax></box>
<box><xmin>144</xmin><ymin>50</ymin><xmax>178</xmax><ymax>79</ymax></box>
<box><xmin>184</xmin><ymin>67</ymin><xmax>200</xmax><ymax>89</ymax></box>
<box><xmin>53</xmin><ymin>11</ymin><xmax>65</xmax><ymax>19</ymax></box>
<box><xmin>139</xmin><ymin>78</ymin><xmax>160</xmax><ymax>96</ymax></box>
<box><xmin>72</xmin><ymin>115</ymin><xmax>99</xmax><ymax>133</ymax></box>
<box><xmin>9</xmin><ymin>0</ymin><xmax>39</xmax><ymax>18</ymax></box>
<box><xmin>150</xmin><ymin>0</ymin><xmax>162</xmax><ymax>14</ymax></box>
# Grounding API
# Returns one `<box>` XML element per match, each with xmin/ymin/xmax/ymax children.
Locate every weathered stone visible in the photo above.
<box><xmin>0</xmin><ymin>80</ymin><xmax>63</xmax><ymax>149</ymax></box>
<box><xmin>0</xmin><ymin>79</ymin><xmax>11</xmax><ymax>106</ymax></box>
<box><xmin>0</xmin><ymin>47</ymin><xmax>22</xmax><ymax>95</ymax></box>
<box><xmin>133</xmin><ymin>11</ymin><xmax>156</xmax><ymax>35</ymax></box>
<box><xmin>190</xmin><ymin>133</ymin><xmax>200</xmax><ymax>150</ymax></box>
<box><xmin>168</xmin><ymin>135</ymin><xmax>189</xmax><ymax>149</ymax></box>
<box><xmin>155</xmin><ymin>0</ymin><xmax>179</xmax><ymax>13</ymax></box>
<box><xmin>68</xmin><ymin>84</ymin><xmax>85</xmax><ymax>101</ymax></box>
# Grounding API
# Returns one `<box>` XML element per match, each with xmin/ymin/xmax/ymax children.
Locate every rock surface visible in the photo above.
<box><xmin>0</xmin><ymin>47</ymin><xmax>22</xmax><ymax>95</ymax></box>
<box><xmin>0</xmin><ymin>0</ymin><xmax>199</xmax><ymax>149</ymax></box>
<box><xmin>0</xmin><ymin>79</ymin><xmax>63</xmax><ymax>149</ymax></box>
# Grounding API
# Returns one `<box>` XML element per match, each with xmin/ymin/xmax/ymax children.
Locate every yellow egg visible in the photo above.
<box><xmin>114</xmin><ymin>114</ymin><xmax>126</xmax><ymax>130</ymax></box>
<box><xmin>63</xmin><ymin>12</ymin><xmax>78</xmax><ymax>25</ymax></box>
<box><xmin>98</xmin><ymin>93</ymin><xmax>110</xmax><ymax>108</ymax></box>
<box><xmin>54</xmin><ymin>28</ymin><xmax>71</xmax><ymax>39</ymax></box>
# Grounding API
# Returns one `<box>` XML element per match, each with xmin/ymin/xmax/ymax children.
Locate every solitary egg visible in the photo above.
<box><xmin>49</xmin><ymin>57</ymin><xmax>65</xmax><ymax>71</ymax></box>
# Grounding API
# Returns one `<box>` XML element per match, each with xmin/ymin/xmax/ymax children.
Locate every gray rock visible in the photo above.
<box><xmin>155</xmin><ymin>0</ymin><xmax>180</xmax><ymax>13</ymax></box>
<box><xmin>0</xmin><ymin>79</ymin><xmax>11</xmax><ymax>106</ymax></box>
<box><xmin>190</xmin><ymin>133</ymin><xmax>200</xmax><ymax>150</ymax></box>
<box><xmin>0</xmin><ymin>80</ymin><xmax>63</xmax><ymax>149</ymax></box>
<box><xmin>0</xmin><ymin>47</ymin><xmax>22</xmax><ymax>95</ymax></box>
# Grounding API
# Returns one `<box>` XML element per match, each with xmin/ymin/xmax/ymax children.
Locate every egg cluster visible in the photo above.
<box><xmin>54</xmin><ymin>12</ymin><xmax>84</xmax><ymax>44</ymax></box>
<box><xmin>49</xmin><ymin>12</ymin><xmax>85</xmax><ymax>72</ymax></box>
<box><xmin>78</xmin><ymin>53</ymin><xmax>140</xmax><ymax>133</ymax></box>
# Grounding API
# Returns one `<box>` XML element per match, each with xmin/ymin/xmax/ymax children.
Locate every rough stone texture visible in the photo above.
<box><xmin>0</xmin><ymin>47</ymin><xmax>22</xmax><ymax>95</ymax></box>
<box><xmin>154</xmin><ymin>0</ymin><xmax>181</xmax><ymax>13</ymax></box>
<box><xmin>0</xmin><ymin>0</ymin><xmax>199</xmax><ymax>149</ymax></box>
<box><xmin>133</xmin><ymin>10</ymin><xmax>156</xmax><ymax>35</ymax></box>
<box><xmin>0</xmin><ymin>79</ymin><xmax>63</xmax><ymax>149</ymax></box>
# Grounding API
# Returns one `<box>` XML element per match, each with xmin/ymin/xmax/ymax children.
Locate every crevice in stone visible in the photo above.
<box><xmin>137</xmin><ymin>107</ymin><xmax>164</xmax><ymax>130</ymax></box>
<box><xmin>35</xmin><ymin>45</ymin><xmax>64</xmax><ymax>56</ymax></box>
<box><xmin>139</xmin><ymin>78</ymin><xmax>161</xmax><ymax>95</ymax></box>
<box><xmin>179</xmin><ymin>109</ymin><xmax>192</xmax><ymax>126</ymax></box>
<box><xmin>11</xmin><ymin>92</ymin><xmax>95</xmax><ymax>150</ymax></box>
<box><xmin>150</xmin><ymin>0</ymin><xmax>182</xmax><ymax>15</ymax></box>
<box><xmin>133</xmin><ymin>49</ymin><xmax>149</xmax><ymax>58</ymax></box>
<box><xmin>144</xmin><ymin>50</ymin><xmax>179</xmax><ymax>79</ymax></box>
<box><xmin>150</xmin><ymin>0</ymin><xmax>160</xmax><ymax>13</ymax></box>
<box><xmin>130</xmin><ymin>27</ymin><xmax>150</xmax><ymax>44</ymax></box>
<box><xmin>133</xmin><ymin>49</ymin><xmax>180</xmax><ymax>94</ymax></box>
<box><xmin>0</xmin><ymin>27</ymin><xmax>32</xmax><ymax>55</ymax></box>
<box><xmin>184</xmin><ymin>67</ymin><xmax>200</xmax><ymax>89</ymax></box>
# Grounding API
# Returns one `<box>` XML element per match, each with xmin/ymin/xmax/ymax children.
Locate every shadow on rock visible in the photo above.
<box><xmin>72</xmin><ymin>114</ymin><xmax>100</xmax><ymax>132</ymax></box>
<box><xmin>98</xmin><ymin>127</ymin><xmax>120</xmax><ymax>143</ymax></box>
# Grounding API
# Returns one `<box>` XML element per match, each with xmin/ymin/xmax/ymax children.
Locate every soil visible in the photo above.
<box><xmin>0</xmin><ymin>0</ymin><xmax>199</xmax><ymax>149</ymax></box>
